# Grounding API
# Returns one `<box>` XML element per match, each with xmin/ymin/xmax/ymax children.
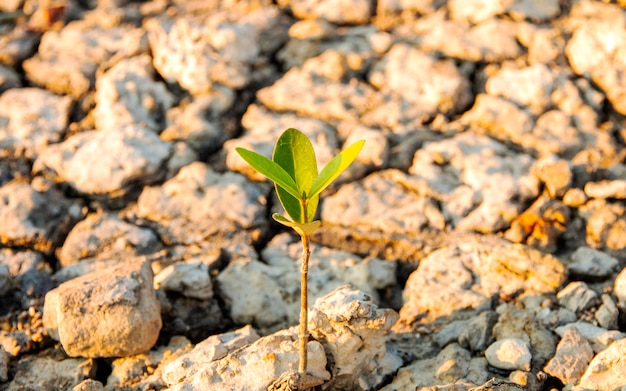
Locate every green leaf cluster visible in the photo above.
<box><xmin>236</xmin><ymin>128</ymin><xmax>364</xmax><ymax>237</ymax></box>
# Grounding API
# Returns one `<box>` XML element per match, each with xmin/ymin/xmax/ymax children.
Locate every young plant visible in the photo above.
<box><xmin>236</xmin><ymin>128</ymin><xmax>364</xmax><ymax>382</ymax></box>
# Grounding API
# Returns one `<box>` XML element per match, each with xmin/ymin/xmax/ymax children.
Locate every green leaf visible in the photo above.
<box><xmin>275</xmin><ymin>185</ymin><xmax>304</xmax><ymax>223</ymax></box>
<box><xmin>272</xmin><ymin>213</ymin><xmax>321</xmax><ymax>237</ymax></box>
<box><xmin>235</xmin><ymin>147</ymin><xmax>301</xmax><ymax>200</ymax></box>
<box><xmin>308</xmin><ymin>139</ymin><xmax>365</xmax><ymax>199</ymax></box>
<box><xmin>273</xmin><ymin>128</ymin><xmax>318</xmax><ymax>195</ymax></box>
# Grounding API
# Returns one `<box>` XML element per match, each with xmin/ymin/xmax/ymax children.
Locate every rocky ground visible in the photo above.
<box><xmin>1</xmin><ymin>0</ymin><xmax>626</xmax><ymax>390</ymax></box>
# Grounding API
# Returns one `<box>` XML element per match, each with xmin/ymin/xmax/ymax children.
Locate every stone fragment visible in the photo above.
<box><xmin>565</xmin><ymin>5</ymin><xmax>626</xmax><ymax>115</ymax></box>
<box><xmin>0</xmin><ymin>63</ymin><xmax>20</xmax><ymax>92</ymax></box>
<box><xmin>579</xmin><ymin>200</ymin><xmax>626</xmax><ymax>260</ymax></box>
<box><xmin>544</xmin><ymin>327</ymin><xmax>593</xmax><ymax>385</ymax></box>
<box><xmin>0</xmin><ymin>182</ymin><xmax>82</xmax><ymax>254</ymax></box>
<box><xmin>458</xmin><ymin>311</ymin><xmax>498</xmax><ymax>352</ymax></box>
<box><xmin>595</xmin><ymin>294</ymin><xmax>619</xmax><ymax>330</ymax></box>
<box><xmin>407</xmin><ymin>132</ymin><xmax>540</xmax><ymax>233</ymax></box>
<box><xmin>447</xmin><ymin>0</ymin><xmax>505</xmax><ymax>23</ymax></box>
<box><xmin>282</xmin><ymin>0</ymin><xmax>373</xmax><ymax>24</ymax></box>
<box><xmin>162</xmin><ymin>326</ymin><xmax>259</xmax><ymax>385</ymax></box>
<box><xmin>398</xmin><ymin>236</ymin><xmax>566</xmax><ymax>327</ymax></box>
<box><xmin>309</xmin><ymin>286</ymin><xmax>402</xmax><ymax>390</ymax></box>
<box><xmin>532</xmin><ymin>155</ymin><xmax>572</xmax><ymax>198</ymax></box>
<box><xmin>0</xmin><ymin>264</ymin><xmax>10</xmax><ymax>296</ymax></box>
<box><xmin>506</xmin><ymin>0</ymin><xmax>561</xmax><ymax>22</ymax></box>
<box><xmin>72</xmin><ymin>379</ymin><xmax>103</xmax><ymax>391</ymax></box>
<box><xmin>577</xmin><ymin>338</ymin><xmax>626</xmax><ymax>391</ymax></box>
<box><xmin>380</xmin><ymin>343</ymin><xmax>490</xmax><ymax>390</ymax></box>
<box><xmin>94</xmin><ymin>54</ymin><xmax>174</xmax><ymax>132</ymax></box>
<box><xmin>417</xmin><ymin>18</ymin><xmax>522</xmax><ymax>62</ymax></box>
<box><xmin>0</xmin><ymin>348</ymin><xmax>9</xmax><ymax>382</ymax></box>
<box><xmin>321</xmin><ymin>169</ymin><xmax>446</xmax><ymax>234</ymax></box>
<box><xmin>6</xmin><ymin>354</ymin><xmax>96</xmax><ymax>391</ymax></box>
<box><xmin>568</xmin><ymin>247</ymin><xmax>619</xmax><ymax>279</ymax></box>
<box><xmin>557</xmin><ymin>282</ymin><xmax>600</xmax><ymax>314</ymax></box>
<box><xmin>485</xmin><ymin>64</ymin><xmax>556</xmax><ymax>114</ymax></box>
<box><xmin>0</xmin><ymin>26</ymin><xmax>40</xmax><ymax>66</ymax></box>
<box><xmin>0</xmin><ymin>88</ymin><xmax>72</xmax><ymax>159</ymax></box>
<box><xmin>106</xmin><ymin>335</ymin><xmax>191</xmax><ymax>390</ymax></box>
<box><xmin>154</xmin><ymin>262</ymin><xmax>213</xmax><ymax>300</ymax></box>
<box><xmin>43</xmin><ymin>260</ymin><xmax>162</xmax><ymax>358</ymax></box>
<box><xmin>147</xmin><ymin>10</ymin><xmax>261</xmax><ymax>94</ymax></box>
<box><xmin>584</xmin><ymin>180</ymin><xmax>626</xmax><ymax>200</ymax></box>
<box><xmin>57</xmin><ymin>212</ymin><xmax>161</xmax><ymax>267</ymax></box>
<box><xmin>161</xmin><ymin>87</ymin><xmax>235</xmax><ymax>154</ymax></box>
<box><xmin>165</xmin><ymin>327</ymin><xmax>329</xmax><ymax>391</ymax></box>
<box><xmin>136</xmin><ymin>162</ymin><xmax>266</xmax><ymax>245</ymax></box>
<box><xmin>485</xmin><ymin>338</ymin><xmax>531</xmax><ymax>371</ymax></box>
<box><xmin>23</xmin><ymin>19</ymin><xmax>147</xmax><ymax>97</ymax></box>
<box><xmin>562</xmin><ymin>188</ymin><xmax>588</xmax><ymax>207</ymax></box>
<box><xmin>33</xmin><ymin>125</ymin><xmax>171</xmax><ymax>199</ymax></box>
<box><xmin>555</xmin><ymin>322</ymin><xmax>625</xmax><ymax>353</ymax></box>
<box><xmin>367</xmin><ymin>43</ymin><xmax>472</xmax><ymax>127</ymax></box>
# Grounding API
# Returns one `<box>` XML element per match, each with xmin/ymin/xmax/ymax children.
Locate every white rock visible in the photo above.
<box><xmin>584</xmin><ymin>180</ymin><xmax>626</xmax><ymax>200</ymax></box>
<box><xmin>485</xmin><ymin>338</ymin><xmax>532</xmax><ymax>371</ymax></box>
<box><xmin>613</xmin><ymin>267</ymin><xmax>626</xmax><ymax>309</ymax></box>
<box><xmin>506</xmin><ymin>0</ymin><xmax>561</xmax><ymax>22</ymax></box>
<box><xmin>162</xmin><ymin>325</ymin><xmax>259</xmax><ymax>386</ymax></box>
<box><xmin>309</xmin><ymin>286</ymin><xmax>402</xmax><ymax>390</ymax></box>
<box><xmin>6</xmin><ymin>354</ymin><xmax>96</xmax><ymax>390</ymax></box>
<box><xmin>154</xmin><ymin>262</ymin><xmax>213</xmax><ymax>300</ymax></box>
<box><xmin>136</xmin><ymin>162</ymin><xmax>266</xmax><ymax>245</ymax></box>
<box><xmin>447</xmin><ymin>0</ymin><xmax>505</xmax><ymax>23</ymax></box>
<box><xmin>0</xmin><ymin>88</ymin><xmax>72</xmax><ymax>159</ymax></box>
<box><xmin>576</xmin><ymin>338</ymin><xmax>626</xmax><ymax>391</ymax></box>
<box><xmin>544</xmin><ymin>327</ymin><xmax>594</xmax><ymax>385</ymax></box>
<box><xmin>94</xmin><ymin>54</ymin><xmax>174</xmax><ymax>132</ymax></box>
<box><xmin>532</xmin><ymin>155</ymin><xmax>572</xmax><ymax>198</ymax></box>
<box><xmin>568</xmin><ymin>247</ymin><xmax>619</xmax><ymax>279</ymax></box>
<box><xmin>283</xmin><ymin>0</ymin><xmax>373</xmax><ymax>24</ymax></box>
<box><xmin>595</xmin><ymin>294</ymin><xmax>619</xmax><ymax>330</ymax></box>
<box><xmin>555</xmin><ymin>322</ymin><xmax>626</xmax><ymax>353</ymax></box>
<box><xmin>557</xmin><ymin>281</ymin><xmax>600</xmax><ymax>314</ymax></box>
<box><xmin>43</xmin><ymin>260</ymin><xmax>162</xmax><ymax>358</ymax></box>
<box><xmin>165</xmin><ymin>328</ymin><xmax>329</xmax><ymax>391</ymax></box>
<box><xmin>485</xmin><ymin>64</ymin><xmax>556</xmax><ymax>114</ymax></box>
<box><xmin>33</xmin><ymin>125</ymin><xmax>172</xmax><ymax>197</ymax></box>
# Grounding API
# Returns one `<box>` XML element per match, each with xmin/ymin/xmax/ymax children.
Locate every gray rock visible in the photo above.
<box><xmin>43</xmin><ymin>260</ymin><xmax>162</xmax><ymax>358</ymax></box>
<box><xmin>595</xmin><ymin>294</ymin><xmax>619</xmax><ymax>331</ymax></box>
<box><xmin>0</xmin><ymin>26</ymin><xmax>40</xmax><ymax>66</ymax></box>
<box><xmin>584</xmin><ymin>180</ymin><xmax>626</xmax><ymax>200</ymax></box>
<box><xmin>33</xmin><ymin>125</ymin><xmax>172</xmax><ymax>198</ymax></box>
<box><xmin>73</xmin><ymin>379</ymin><xmax>104</xmax><ymax>391</ymax></box>
<box><xmin>0</xmin><ymin>182</ymin><xmax>82</xmax><ymax>254</ymax></box>
<box><xmin>0</xmin><ymin>264</ymin><xmax>10</xmax><ymax>296</ymax></box>
<box><xmin>0</xmin><ymin>63</ymin><xmax>20</xmax><ymax>92</ymax></box>
<box><xmin>94</xmin><ymin>54</ymin><xmax>174</xmax><ymax>132</ymax></box>
<box><xmin>579</xmin><ymin>200</ymin><xmax>626</xmax><ymax>260</ymax></box>
<box><xmin>544</xmin><ymin>327</ymin><xmax>594</xmax><ymax>386</ymax></box>
<box><xmin>309</xmin><ymin>286</ymin><xmax>402</xmax><ymax>390</ymax></box>
<box><xmin>281</xmin><ymin>0</ymin><xmax>373</xmax><ymax>24</ymax></box>
<box><xmin>434</xmin><ymin>319</ymin><xmax>469</xmax><ymax>348</ymax></box>
<box><xmin>555</xmin><ymin>321</ymin><xmax>625</xmax><ymax>353</ymax></box>
<box><xmin>162</xmin><ymin>326</ymin><xmax>259</xmax><ymax>386</ymax></box>
<box><xmin>485</xmin><ymin>338</ymin><xmax>531</xmax><ymax>371</ymax></box>
<box><xmin>161</xmin><ymin>87</ymin><xmax>235</xmax><ymax>154</ymax></box>
<box><xmin>0</xmin><ymin>87</ymin><xmax>72</xmax><ymax>159</ymax></box>
<box><xmin>136</xmin><ymin>162</ymin><xmax>266</xmax><ymax>245</ymax></box>
<box><xmin>557</xmin><ymin>282</ymin><xmax>600</xmax><ymax>314</ymax></box>
<box><xmin>154</xmin><ymin>262</ymin><xmax>213</xmax><ymax>300</ymax></box>
<box><xmin>565</xmin><ymin>2</ymin><xmax>626</xmax><ymax>115</ymax></box>
<box><xmin>485</xmin><ymin>63</ymin><xmax>556</xmax><ymax>114</ymax></box>
<box><xmin>23</xmin><ymin>19</ymin><xmax>147</xmax><ymax>98</ymax></box>
<box><xmin>322</xmin><ymin>169</ymin><xmax>446</xmax><ymax>234</ymax></box>
<box><xmin>367</xmin><ymin>43</ymin><xmax>472</xmax><ymax>127</ymax></box>
<box><xmin>506</xmin><ymin>0</ymin><xmax>561</xmax><ymax>22</ymax></box>
<box><xmin>57</xmin><ymin>212</ymin><xmax>161</xmax><ymax>267</ymax></box>
<box><xmin>164</xmin><ymin>328</ymin><xmax>329</xmax><ymax>391</ymax></box>
<box><xmin>576</xmin><ymin>337</ymin><xmax>626</xmax><ymax>391</ymax></box>
<box><xmin>418</xmin><ymin>18</ymin><xmax>522</xmax><ymax>62</ymax></box>
<box><xmin>408</xmin><ymin>132</ymin><xmax>540</xmax><ymax>232</ymax></box>
<box><xmin>458</xmin><ymin>311</ymin><xmax>498</xmax><ymax>352</ymax></box>
<box><xmin>380</xmin><ymin>343</ymin><xmax>490</xmax><ymax>390</ymax></box>
<box><xmin>0</xmin><ymin>347</ymin><xmax>9</xmax><ymax>382</ymax></box>
<box><xmin>398</xmin><ymin>236</ymin><xmax>566</xmax><ymax>327</ymax></box>
<box><xmin>146</xmin><ymin>11</ymin><xmax>260</xmax><ymax>94</ymax></box>
<box><xmin>568</xmin><ymin>246</ymin><xmax>619</xmax><ymax>279</ymax></box>
<box><xmin>6</xmin><ymin>354</ymin><xmax>96</xmax><ymax>391</ymax></box>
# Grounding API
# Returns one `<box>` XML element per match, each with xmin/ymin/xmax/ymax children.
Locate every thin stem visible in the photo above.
<box><xmin>299</xmin><ymin>232</ymin><xmax>310</xmax><ymax>375</ymax></box>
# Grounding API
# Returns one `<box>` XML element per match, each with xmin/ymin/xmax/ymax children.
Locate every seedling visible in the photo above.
<box><xmin>236</xmin><ymin>128</ymin><xmax>364</xmax><ymax>383</ymax></box>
